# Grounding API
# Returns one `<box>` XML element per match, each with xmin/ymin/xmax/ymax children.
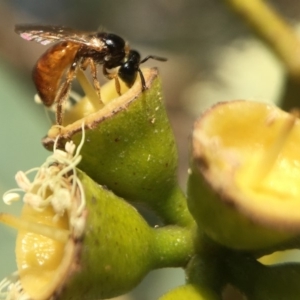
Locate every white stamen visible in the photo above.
<box><xmin>15</xmin><ymin>172</ymin><xmax>32</xmax><ymax>192</ymax></box>
<box><xmin>3</xmin><ymin>193</ymin><xmax>20</xmax><ymax>205</ymax></box>
<box><xmin>51</xmin><ymin>188</ymin><xmax>72</xmax><ymax>217</ymax></box>
<box><xmin>2</xmin><ymin>122</ymin><xmax>86</xmax><ymax>227</ymax></box>
<box><xmin>0</xmin><ymin>272</ymin><xmax>30</xmax><ymax>300</ymax></box>
<box><xmin>65</xmin><ymin>141</ymin><xmax>76</xmax><ymax>156</ymax></box>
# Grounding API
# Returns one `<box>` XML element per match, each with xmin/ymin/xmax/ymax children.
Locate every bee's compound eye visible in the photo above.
<box><xmin>100</xmin><ymin>33</ymin><xmax>127</xmax><ymax>68</ymax></box>
<box><xmin>103</xmin><ymin>34</ymin><xmax>126</xmax><ymax>53</ymax></box>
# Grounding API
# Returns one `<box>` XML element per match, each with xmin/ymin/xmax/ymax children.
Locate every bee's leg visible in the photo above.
<box><xmin>80</xmin><ymin>58</ymin><xmax>89</xmax><ymax>70</ymax></box>
<box><xmin>55</xmin><ymin>57</ymin><xmax>80</xmax><ymax>125</ymax></box>
<box><xmin>137</xmin><ymin>68</ymin><xmax>147</xmax><ymax>91</ymax></box>
<box><xmin>82</xmin><ymin>58</ymin><xmax>102</xmax><ymax>104</ymax></box>
<box><xmin>103</xmin><ymin>66</ymin><xmax>121</xmax><ymax>96</ymax></box>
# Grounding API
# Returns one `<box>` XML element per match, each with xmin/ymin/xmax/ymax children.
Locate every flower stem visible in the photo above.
<box><xmin>152</xmin><ymin>225</ymin><xmax>195</xmax><ymax>268</ymax></box>
<box><xmin>151</xmin><ymin>186</ymin><xmax>195</xmax><ymax>227</ymax></box>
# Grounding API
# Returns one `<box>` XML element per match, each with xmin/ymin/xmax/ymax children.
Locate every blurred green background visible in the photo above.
<box><xmin>0</xmin><ymin>1</ymin><xmax>300</xmax><ymax>299</ymax></box>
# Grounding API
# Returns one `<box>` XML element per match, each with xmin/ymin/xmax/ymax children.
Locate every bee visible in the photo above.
<box><xmin>15</xmin><ymin>25</ymin><xmax>167</xmax><ymax>125</ymax></box>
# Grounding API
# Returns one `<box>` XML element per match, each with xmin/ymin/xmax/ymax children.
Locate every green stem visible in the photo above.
<box><xmin>224</xmin><ymin>252</ymin><xmax>261</xmax><ymax>295</ymax></box>
<box><xmin>186</xmin><ymin>233</ymin><xmax>228</xmax><ymax>293</ymax></box>
<box><xmin>151</xmin><ymin>185</ymin><xmax>195</xmax><ymax>227</ymax></box>
<box><xmin>224</xmin><ymin>0</ymin><xmax>300</xmax><ymax>80</ymax></box>
<box><xmin>152</xmin><ymin>225</ymin><xmax>196</xmax><ymax>269</ymax></box>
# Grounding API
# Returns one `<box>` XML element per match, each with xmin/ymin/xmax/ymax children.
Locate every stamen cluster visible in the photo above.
<box><xmin>0</xmin><ymin>124</ymin><xmax>87</xmax><ymax>300</ymax></box>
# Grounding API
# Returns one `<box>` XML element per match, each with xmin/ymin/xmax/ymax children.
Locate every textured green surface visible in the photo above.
<box><xmin>44</xmin><ymin>71</ymin><xmax>193</xmax><ymax>227</ymax></box>
<box><xmin>76</xmin><ymin>76</ymin><xmax>186</xmax><ymax>225</ymax></box>
<box><xmin>60</xmin><ymin>171</ymin><xmax>155</xmax><ymax>299</ymax></box>
<box><xmin>60</xmin><ymin>170</ymin><xmax>195</xmax><ymax>299</ymax></box>
<box><xmin>187</xmin><ymin>165</ymin><xmax>295</xmax><ymax>250</ymax></box>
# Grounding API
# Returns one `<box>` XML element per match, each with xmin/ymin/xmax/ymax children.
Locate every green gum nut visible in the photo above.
<box><xmin>43</xmin><ymin>68</ymin><xmax>193</xmax><ymax>227</ymax></box>
<box><xmin>64</xmin><ymin>171</ymin><xmax>194</xmax><ymax>299</ymax></box>
<box><xmin>0</xmin><ymin>167</ymin><xmax>195</xmax><ymax>300</ymax></box>
<box><xmin>59</xmin><ymin>170</ymin><xmax>155</xmax><ymax>299</ymax></box>
<box><xmin>187</xmin><ymin>100</ymin><xmax>300</xmax><ymax>251</ymax></box>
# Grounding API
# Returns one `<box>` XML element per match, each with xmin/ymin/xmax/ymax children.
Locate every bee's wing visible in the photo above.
<box><xmin>15</xmin><ymin>25</ymin><xmax>103</xmax><ymax>48</ymax></box>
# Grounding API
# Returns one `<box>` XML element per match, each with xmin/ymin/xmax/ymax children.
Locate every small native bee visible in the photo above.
<box><xmin>15</xmin><ymin>25</ymin><xmax>167</xmax><ymax>124</ymax></box>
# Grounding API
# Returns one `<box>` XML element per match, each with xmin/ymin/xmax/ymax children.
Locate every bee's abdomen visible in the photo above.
<box><xmin>33</xmin><ymin>41</ymin><xmax>80</xmax><ymax>106</ymax></box>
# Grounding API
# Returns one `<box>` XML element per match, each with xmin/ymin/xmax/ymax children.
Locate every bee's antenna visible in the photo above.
<box><xmin>140</xmin><ymin>55</ymin><xmax>167</xmax><ymax>64</ymax></box>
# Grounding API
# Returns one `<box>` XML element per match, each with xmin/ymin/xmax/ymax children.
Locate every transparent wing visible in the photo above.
<box><xmin>15</xmin><ymin>24</ymin><xmax>102</xmax><ymax>48</ymax></box>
